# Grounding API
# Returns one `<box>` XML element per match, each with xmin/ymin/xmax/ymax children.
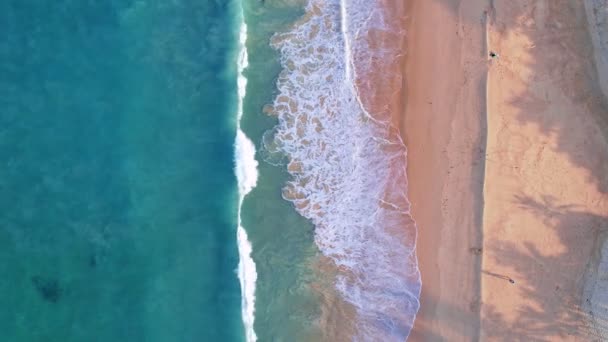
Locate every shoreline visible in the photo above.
<box><xmin>268</xmin><ymin>0</ymin><xmax>422</xmax><ymax>340</ymax></box>
<box><xmin>401</xmin><ymin>0</ymin><xmax>608</xmax><ymax>340</ymax></box>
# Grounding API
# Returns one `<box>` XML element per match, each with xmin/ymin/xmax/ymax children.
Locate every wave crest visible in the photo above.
<box><xmin>235</xmin><ymin>10</ymin><xmax>258</xmax><ymax>342</ymax></box>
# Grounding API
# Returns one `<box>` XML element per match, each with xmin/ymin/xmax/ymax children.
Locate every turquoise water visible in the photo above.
<box><xmin>0</xmin><ymin>1</ymin><xmax>244</xmax><ymax>341</ymax></box>
<box><xmin>240</xmin><ymin>1</ymin><xmax>326</xmax><ymax>340</ymax></box>
<box><xmin>1</xmin><ymin>0</ymin><xmax>418</xmax><ymax>340</ymax></box>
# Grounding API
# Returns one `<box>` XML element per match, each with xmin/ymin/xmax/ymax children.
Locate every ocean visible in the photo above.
<box><xmin>0</xmin><ymin>1</ymin><xmax>243</xmax><ymax>340</ymax></box>
<box><xmin>1</xmin><ymin>0</ymin><xmax>420</xmax><ymax>341</ymax></box>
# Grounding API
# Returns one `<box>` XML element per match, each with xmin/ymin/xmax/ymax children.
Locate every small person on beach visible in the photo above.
<box><xmin>469</xmin><ymin>247</ymin><xmax>483</xmax><ymax>255</ymax></box>
<box><xmin>489</xmin><ymin>51</ymin><xmax>499</xmax><ymax>59</ymax></box>
<box><xmin>483</xmin><ymin>270</ymin><xmax>516</xmax><ymax>284</ymax></box>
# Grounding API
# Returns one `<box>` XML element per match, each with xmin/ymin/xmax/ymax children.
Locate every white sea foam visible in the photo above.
<box><xmin>234</xmin><ymin>9</ymin><xmax>258</xmax><ymax>342</ymax></box>
<box><xmin>267</xmin><ymin>0</ymin><xmax>421</xmax><ymax>340</ymax></box>
<box><xmin>235</xmin><ymin>131</ymin><xmax>258</xmax><ymax>342</ymax></box>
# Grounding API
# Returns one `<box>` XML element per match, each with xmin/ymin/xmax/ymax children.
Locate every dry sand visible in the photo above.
<box><xmin>399</xmin><ymin>0</ymin><xmax>608</xmax><ymax>340</ymax></box>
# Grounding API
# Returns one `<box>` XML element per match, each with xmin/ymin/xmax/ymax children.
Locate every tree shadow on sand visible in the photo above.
<box><xmin>412</xmin><ymin>194</ymin><xmax>608</xmax><ymax>341</ymax></box>
<box><xmin>492</xmin><ymin>0</ymin><xmax>608</xmax><ymax>194</ymax></box>
<box><xmin>482</xmin><ymin>194</ymin><xmax>608</xmax><ymax>341</ymax></box>
<box><xmin>480</xmin><ymin>1</ymin><xmax>608</xmax><ymax>340</ymax></box>
<box><xmin>482</xmin><ymin>3</ymin><xmax>608</xmax><ymax>338</ymax></box>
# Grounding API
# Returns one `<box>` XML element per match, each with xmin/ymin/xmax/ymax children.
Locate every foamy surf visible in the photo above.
<box><xmin>266</xmin><ymin>0</ymin><xmax>421</xmax><ymax>340</ymax></box>
<box><xmin>234</xmin><ymin>7</ymin><xmax>258</xmax><ymax>342</ymax></box>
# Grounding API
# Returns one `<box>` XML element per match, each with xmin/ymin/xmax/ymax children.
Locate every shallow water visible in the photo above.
<box><xmin>240</xmin><ymin>1</ymin><xmax>327</xmax><ymax>340</ymax></box>
<box><xmin>263</xmin><ymin>0</ymin><xmax>421</xmax><ymax>339</ymax></box>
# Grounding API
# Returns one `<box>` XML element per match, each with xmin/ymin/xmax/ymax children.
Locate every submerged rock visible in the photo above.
<box><xmin>31</xmin><ymin>276</ymin><xmax>62</xmax><ymax>303</ymax></box>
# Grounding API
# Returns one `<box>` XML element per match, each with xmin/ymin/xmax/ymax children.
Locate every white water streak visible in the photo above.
<box><xmin>235</xmin><ymin>7</ymin><xmax>258</xmax><ymax>342</ymax></box>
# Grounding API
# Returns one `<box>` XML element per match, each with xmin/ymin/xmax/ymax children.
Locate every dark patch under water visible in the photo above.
<box><xmin>31</xmin><ymin>276</ymin><xmax>62</xmax><ymax>304</ymax></box>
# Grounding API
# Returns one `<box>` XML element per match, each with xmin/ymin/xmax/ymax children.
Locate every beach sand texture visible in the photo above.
<box><xmin>400</xmin><ymin>0</ymin><xmax>608</xmax><ymax>340</ymax></box>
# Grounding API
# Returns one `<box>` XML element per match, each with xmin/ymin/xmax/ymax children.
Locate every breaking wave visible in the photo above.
<box><xmin>264</xmin><ymin>0</ymin><xmax>421</xmax><ymax>340</ymax></box>
<box><xmin>234</xmin><ymin>8</ymin><xmax>258</xmax><ymax>342</ymax></box>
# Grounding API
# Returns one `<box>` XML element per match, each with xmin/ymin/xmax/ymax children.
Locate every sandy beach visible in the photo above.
<box><xmin>400</xmin><ymin>0</ymin><xmax>608</xmax><ymax>340</ymax></box>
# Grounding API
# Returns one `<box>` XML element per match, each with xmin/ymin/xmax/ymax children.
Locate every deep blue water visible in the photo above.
<box><xmin>0</xmin><ymin>1</ymin><xmax>243</xmax><ymax>340</ymax></box>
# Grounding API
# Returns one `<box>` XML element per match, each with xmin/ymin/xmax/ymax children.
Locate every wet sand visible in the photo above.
<box><xmin>399</xmin><ymin>0</ymin><xmax>608</xmax><ymax>340</ymax></box>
